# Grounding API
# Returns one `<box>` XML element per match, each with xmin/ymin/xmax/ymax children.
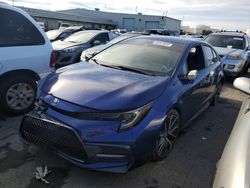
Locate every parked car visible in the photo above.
<box><xmin>111</xmin><ymin>29</ymin><xmax>127</xmax><ymax>34</ymax></box>
<box><xmin>20</xmin><ymin>36</ymin><xmax>223</xmax><ymax>172</ymax></box>
<box><xmin>212</xmin><ymin>77</ymin><xmax>250</xmax><ymax>188</ymax></box>
<box><xmin>59</xmin><ymin>22</ymin><xmax>71</xmax><ymax>29</ymax></box>
<box><xmin>80</xmin><ymin>32</ymin><xmax>148</xmax><ymax>61</ymax></box>
<box><xmin>204</xmin><ymin>32</ymin><xmax>250</xmax><ymax>76</ymax></box>
<box><xmin>0</xmin><ymin>3</ymin><xmax>54</xmax><ymax>115</ymax></box>
<box><xmin>52</xmin><ymin>30</ymin><xmax>118</xmax><ymax>68</ymax></box>
<box><xmin>46</xmin><ymin>26</ymin><xmax>84</xmax><ymax>42</ymax></box>
<box><xmin>37</xmin><ymin>22</ymin><xmax>46</xmax><ymax>31</ymax></box>
<box><xmin>144</xmin><ymin>29</ymin><xmax>178</xmax><ymax>36</ymax></box>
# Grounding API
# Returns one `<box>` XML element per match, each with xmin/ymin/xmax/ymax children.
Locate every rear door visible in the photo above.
<box><xmin>202</xmin><ymin>45</ymin><xmax>220</xmax><ymax>99</ymax></box>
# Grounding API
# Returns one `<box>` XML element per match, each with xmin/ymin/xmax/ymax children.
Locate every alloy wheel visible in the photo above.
<box><xmin>156</xmin><ymin>113</ymin><xmax>179</xmax><ymax>158</ymax></box>
<box><xmin>5</xmin><ymin>83</ymin><xmax>35</xmax><ymax>111</ymax></box>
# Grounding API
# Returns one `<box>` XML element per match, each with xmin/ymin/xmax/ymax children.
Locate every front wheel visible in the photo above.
<box><xmin>0</xmin><ymin>75</ymin><xmax>37</xmax><ymax>115</ymax></box>
<box><xmin>152</xmin><ymin>109</ymin><xmax>180</xmax><ymax>161</ymax></box>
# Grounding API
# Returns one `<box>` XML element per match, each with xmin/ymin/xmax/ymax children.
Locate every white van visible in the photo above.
<box><xmin>0</xmin><ymin>3</ymin><xmax>54</xmax><ymax>115</ymax></box>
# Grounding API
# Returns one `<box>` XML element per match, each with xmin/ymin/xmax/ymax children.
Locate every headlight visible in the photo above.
<box><xmin>62</xmin><ymin>46</ymin><xmax>79</xmax><ymax>53</ymax></box>
<box><xmin>118</xmin><ymin>103</ymin><xmax>152</xmax><ymax>131</ymax></box>
<box><xmin>80</xmin><ymin>51</ymin><xmax>86</xmax><ymax>61</ymax></box>
<box><xmin>227</xmin><ymin>53</ymin><xmax>243</xmax><ymax>60</ymax></box>
<box><xmin>72</xmin><ymin>103</ymin><xmax>152</xmax><ymax>131</ymax></box>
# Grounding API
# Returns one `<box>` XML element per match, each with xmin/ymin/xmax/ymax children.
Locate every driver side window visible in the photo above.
<box><xmin>93</xmin><ymin>33</ymin><xmax>109</xmax><ymax>44</ymax></box>
<box><xmin>185</xmin><ymin>45</ymin><xmax>206</xmax><ymax>73</ymax></box>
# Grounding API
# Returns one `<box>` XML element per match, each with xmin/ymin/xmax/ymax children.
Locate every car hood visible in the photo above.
<box><xmin>214</xmin><ymin>47</ymin><xmax>244</xmax><ymax>57</ymax></box>
<box><xmin>40</xmin><ymin>63</ymin><xmax>168</xmax><ymax>111</ymax></box>
<box><xmin>52</xmin><ymin>40</ymin><xmax>85</xmax><ymax>50</ymax></box>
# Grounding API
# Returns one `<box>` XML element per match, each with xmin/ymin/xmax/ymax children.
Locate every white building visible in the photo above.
<box><xmin>59</xmin><ymin>8</ymin><xmax>181</xmax><ymax>33</ymax></box>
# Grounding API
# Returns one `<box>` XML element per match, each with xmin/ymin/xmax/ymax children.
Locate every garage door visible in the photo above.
<box><xmin>123</xmin><ymin>18</ymin><xmax>135</xmax><ymax>31</ymax></box>
<box><xmin>145</xmin><ymin>21</ymin><xmax>160</xmax><ymax>29</ymax></box>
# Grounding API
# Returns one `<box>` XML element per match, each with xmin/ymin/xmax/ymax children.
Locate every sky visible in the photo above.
<box><xmin>2</xmin><ymin>0</ymin><xmax>250</xmax><ymax>30</ymax></box>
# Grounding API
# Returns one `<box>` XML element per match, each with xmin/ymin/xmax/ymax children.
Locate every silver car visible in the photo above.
<box><xmin>204</xmin><ymin>32</ymin><xmax>250</xmax><ymax>76</ymax></box>
<box><xmin>52</xmin><ymin>30</ymin><xmax>118</xmax><ymax>68</ymax></box>
<box><xmin>213</xmin><ymin>77</ymin><xmax>250</xmax><ymax>188</ymax></box>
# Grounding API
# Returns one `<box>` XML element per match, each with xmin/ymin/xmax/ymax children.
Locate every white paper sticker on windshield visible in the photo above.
<box><xmin>233</xmin><ymin>37</ymin><xmax>243</xmax><ymax>41</ymax></box>
<box><xmin>152</xmin><ymin>41</ymin><xmax>173</xmax><ymax>47</ymax></box>
<box><xmin>227</xmin><ymin>45</ymin><xmax>232</xmax><ymax>49</ymax></box>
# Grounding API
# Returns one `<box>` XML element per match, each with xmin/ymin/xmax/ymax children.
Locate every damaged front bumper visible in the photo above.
<box><xmin>19</xmin><ymin>113</ymin><xmax>135</xmax><ymax>173</ymax></box>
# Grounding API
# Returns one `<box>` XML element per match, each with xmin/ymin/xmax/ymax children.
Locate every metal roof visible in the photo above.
<box><xmin>18</xmin><ymin>7</ymin><xmax>116</xmax><ymax>25</ymax></box>
<box><xmin>59</xmin><ymin>8</ymin><xmax>181</xmax><ymax>22</ymax></box>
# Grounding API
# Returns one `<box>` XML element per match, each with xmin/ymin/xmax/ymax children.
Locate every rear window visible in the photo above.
<box><xmin>0</xmin><ymin>8</ymin><xmax>45</xmax><ymax>47</ymax></box>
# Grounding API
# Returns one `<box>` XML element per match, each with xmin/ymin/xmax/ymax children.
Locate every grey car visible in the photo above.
<box><xmin>52</xmin><ymin>30</ymin><xmax>118</xmax><ymax>68</ymax></box>
<box><xmin>80</xmin><ymin>33</ymin><xmax>149</xmax><ymax>61</ymax></box>
<box><xmin>213</xmin><ymin>77</ymin><xmax>250</xmax><ymax>188</ymax></box>
<box><xmin>204</xmin><ymin>32</ymin><xmax>250</xmax><ymax>76</ymax></box>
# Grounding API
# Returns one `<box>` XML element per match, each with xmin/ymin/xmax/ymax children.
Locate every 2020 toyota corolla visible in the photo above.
<box><xmin>20</xmin><ymin>36</ymin><xmax>223</xmax><ymax>173</ymax></box>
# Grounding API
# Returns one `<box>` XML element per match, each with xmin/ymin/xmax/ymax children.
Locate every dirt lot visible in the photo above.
<box><xmin>0</xmin><ymin>79</ymin><xmax>247</xmax><ymax>188</ymax></box>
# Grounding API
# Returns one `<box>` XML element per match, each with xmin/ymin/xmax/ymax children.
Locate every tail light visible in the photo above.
<box><xmin>50</xmin><ymin>51</ymin><xmax>55</xmax><ymax>68</ymax></box>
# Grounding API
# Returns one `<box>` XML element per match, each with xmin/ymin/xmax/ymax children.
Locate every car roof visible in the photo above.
<box><xmin>210</xmin><ymin>32</ymin><xmax>246</xmax><ymax>37</ymax></box>
<box><xmin>130</xmin><ymin>35</ymin><xmax>206</xmax><ymax>46</ymax></box>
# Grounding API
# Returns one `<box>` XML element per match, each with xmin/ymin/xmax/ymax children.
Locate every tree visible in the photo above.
<box><xmin>202</xmin><ymin>29</ymin><xmax>213</xmax><ymax>35</ymax></box>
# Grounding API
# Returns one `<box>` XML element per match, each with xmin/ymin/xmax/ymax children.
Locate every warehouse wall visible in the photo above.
<box><xmin>59</xmin><ymin>9</ymin><xmax>181</xmax><ymax>32</ymax></box>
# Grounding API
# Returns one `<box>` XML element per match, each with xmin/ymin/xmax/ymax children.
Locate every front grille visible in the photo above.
<box><xmin>20</xmin><ymin>115</ymin><xmax>87</xmax><ymax>161</ymax></box>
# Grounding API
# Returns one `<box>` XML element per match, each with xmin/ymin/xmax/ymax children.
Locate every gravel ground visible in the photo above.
<box><xmin>0</xmin><ymin>79</ymin><xmax>247</xmax><ymax>188</ymax></box>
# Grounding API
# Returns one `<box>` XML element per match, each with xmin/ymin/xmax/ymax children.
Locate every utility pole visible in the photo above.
<box><xmin>12</xmin><ymin>0</ymin><xmax>14</xmax><ymax>6</ymax></box>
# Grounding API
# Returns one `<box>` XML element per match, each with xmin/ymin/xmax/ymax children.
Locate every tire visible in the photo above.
<box><xmin>0</xmin><ymin>75</ymin><xmax>37</xmax><ymax>115</ymax></box>
<box><xmin>211</xmin><ymin>82</ymin><xmax>223</xmax><ymax>106</ymax></box>
<box><xmin>152</xmin><ymin>109</ymin><xmax>180</xmax><ymax>161</ymax></box>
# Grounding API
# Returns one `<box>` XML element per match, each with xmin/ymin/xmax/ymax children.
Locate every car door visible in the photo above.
<box><xmin>179</xmin><ymin>45</ymin><xmax>213</xmax><ymax>122</ymax></box>
<box><xmin>202</xmin><ymin>45</ymin><xmax>220</xmax><ymax>99</ymax></box>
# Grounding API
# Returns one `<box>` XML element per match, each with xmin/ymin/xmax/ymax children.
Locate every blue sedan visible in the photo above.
<box><xmin>20</xmin><ymin>36</ymin><xmax>223</xmax><ymax>173</ymax></box>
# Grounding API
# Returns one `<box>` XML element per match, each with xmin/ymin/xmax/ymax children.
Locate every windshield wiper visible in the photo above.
<box><xmin>91</xmin><ymin>58</ymin><xmax>101</xmax><ymax>66</ymax></box>
<box><xmin>66</xmin><ymin>40</ymin><xmax>78</xmax><ymax>43</ymax></box>
<box><xmin>112</xmin><ymin>65</ymin><xmax>156</xmax><ymax>76</ymax></box>
<box><xmin>91</xmin><ymin>59</ymin><xmax>123</xmax><ymax>70</ymax></box>
<box><xmin>91</xmin><ymin>60</ymin><xmax>155</xmax><ymax>76</ymax></box>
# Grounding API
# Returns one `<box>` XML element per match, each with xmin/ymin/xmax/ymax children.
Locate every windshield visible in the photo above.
<box><xmin>46</xmin><ymin>30</ymin><xmax>63</xmax><ymax>40</ymax></box>
<box><xmin>64</xmin><ymin>31</ymin><xmax>96</xmax><ymax>43</ymax></box>
<box><xmin>205</xmin><ymin>35</ymin><xmax>245</xmax><ymax>50</ymax></box>
<box><xmin>108</xmin><ymin>34</ymin><xmax>135</xmax><ymax>45</ymax></box>
<box><xmin>93</xmin><ymin>38</ymin><xmax>185</xmax><ymax>76</ymax></box>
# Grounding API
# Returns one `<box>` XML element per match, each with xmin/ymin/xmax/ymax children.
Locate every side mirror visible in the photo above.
<box><xmin>93</xmin><ymin>40</ymin><xmax>101</xmax><ymax>46</ymax></box>
<box><xmin>178</xmin><ymin>70</ymin><xmax>197</xmax><ymax>82</ymax></box>
<box><xmin>233</xmin><ymin>77</ymin><xmax>250</xmax><ymax>95</ymax></box>
<box><xmin>246</xmin><ymin>46</ymin><xmax>250</xmax><ymax>51</ymax></box>
<box><xmin>187</xmin><ymin>70</ymin><xmax>198</xmax><ymax>81</ymax></box>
